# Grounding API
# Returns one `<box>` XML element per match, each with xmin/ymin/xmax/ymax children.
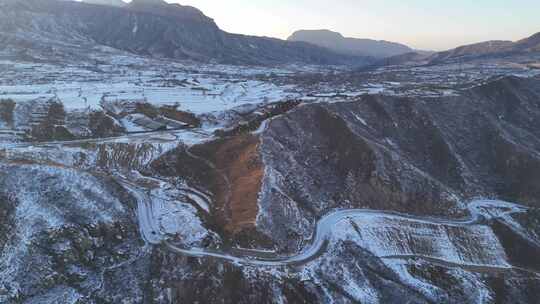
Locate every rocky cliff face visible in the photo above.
<box><xmin>1</xmin><ymin>75</ymin><xmax>540</xmax><ymax>303</ymax></box>
<box><xmin>0</xmin><ymin>0</ymin><xmax>368</xmax><ymax>66</ymax></box>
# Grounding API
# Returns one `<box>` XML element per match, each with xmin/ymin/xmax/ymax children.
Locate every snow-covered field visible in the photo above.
<box><xmin>2</xmin><ymin>48</ymin><xmax>539</xmax><ymax>118</ymax></box>
<box><xmin>0</xmin><ymin>54</ymin><xmax>300</xmax><ymax>114</ymax></box>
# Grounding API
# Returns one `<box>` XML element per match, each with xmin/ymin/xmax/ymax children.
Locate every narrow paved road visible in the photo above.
<box><xmin>162</xmin><ymin>201</ymin><xmax>527</xmax><ymax>267</ymax></box>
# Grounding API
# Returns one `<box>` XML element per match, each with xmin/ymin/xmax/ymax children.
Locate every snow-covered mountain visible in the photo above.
<box><xmin>0</xmin><ymin>0</ymin><xmax>370</xmax><ymax>66</ymax></box>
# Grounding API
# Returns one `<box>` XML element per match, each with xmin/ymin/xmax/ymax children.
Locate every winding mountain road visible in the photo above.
<box><xmin>156</xmin><ymin>194</ymin><xmax>528</xmax><ymax>268</ymax></box>
<box><xmin>1</xmin><ymin>126</ymin><xmax>536</xmax><ymax>274</ymax></box>
<box><xmin>105</xmin><ymin>169</ymin><xmax>534</xmax><ymax>271</ymax></box>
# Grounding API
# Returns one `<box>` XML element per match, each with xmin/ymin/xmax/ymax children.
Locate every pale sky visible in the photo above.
<box><xmin>132</xmin><ymin>1</ymin><xmax>540</xmax><ymax>51</ymax></box>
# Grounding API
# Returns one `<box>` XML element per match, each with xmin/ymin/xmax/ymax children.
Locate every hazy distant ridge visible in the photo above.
<box><xmin>288</xmin><ymin>29</ymin><xmax>413</xmax><ymax>58</ymax></box>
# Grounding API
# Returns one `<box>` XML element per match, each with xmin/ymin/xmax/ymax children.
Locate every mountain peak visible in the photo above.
<box><xmin>129</xmin><ymin>0</ymin><xmax>167</xmax><ymax>6</ymax></box>
<box><xmin>289</xmin><ymin>29</ymin><xmax>345</xmax><ymax>40</ymax></box>
<box><xmin>126</xmin><ymin>0</ymin><xmax>210</xmax><ymax>22</ymax></box>
<box><xmin>81</xmin><ymin>0</ymin><xmax>126</xmax><ymax>7</ymax></box>
<box><xmin>288</xmin><ymin>29</ymin><xmax>412</xmax><ymax>58</ymax></box>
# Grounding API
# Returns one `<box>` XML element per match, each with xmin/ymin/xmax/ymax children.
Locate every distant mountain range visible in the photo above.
<box><xmin>430</xmin><ymin>32</ymin><xmax>540</xmax><ymax>63</ymax></box>
<box><xmin>288</xmin><ymin>29</ymin><xmax>413</xmax><ymax>58</ymax></box>
<box><xmin>1</xmin><ymin>0</ymin><xmax>538</xmax><ymax>67</ymax></box>
<box><xmin>368</xmin><ymin>31</ymin><xmax>540</xmax><ymax>68</ymax></box>
<box><xmin>0</xmin><ymin>0</ymin><xmax>370</xmax><ymax>66</ymax></box>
